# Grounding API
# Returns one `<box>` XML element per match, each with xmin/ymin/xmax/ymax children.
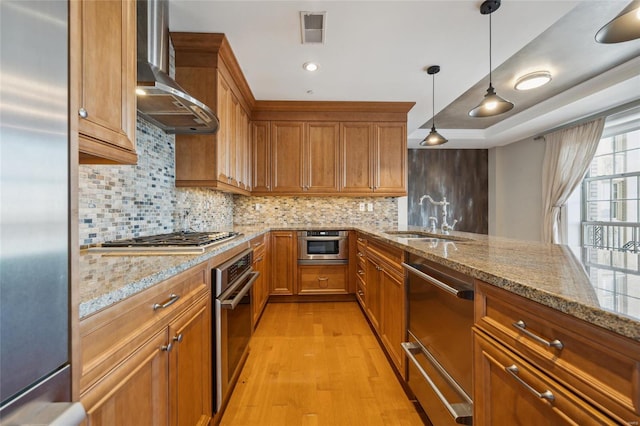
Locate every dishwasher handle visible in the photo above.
<box><xmin>402</xmin><ymin>341</ymin><xmax>473</xmax><ymax>424</ymax></box>
<box><xmin>402</xmin><ymin>262</ymin><xmax>474</xmax><ymax>300</ymax></box>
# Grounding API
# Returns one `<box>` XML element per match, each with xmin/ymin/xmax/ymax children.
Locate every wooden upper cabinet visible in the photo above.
<box><xmin>216</xmin><ymin>76</ymin><xmax>231</xmax><ymax>183</ymax></box>
<box><xmin>341</xmin><ymin>123</ymin><xmax>375</xmax><ymax>193</ymax></box>
<box><xmin>172</xmin><ymin>33</ymin><xmax>253</xmax><ymax>195</ymax></box>
<box><xmin>305</xmin><ymin>122</ymin><xmax>340</xmax><ymax>193</ymax></box>
<box><xmin>252</xmin><ymin>121</ymin><xmax>271</xmax><ymax>192</ymax></box>
<box><xmin>72</xmin><ymin>0</ymin><xmax>137</xmax><ymax>164</ymax></box>
<box><xmin>375</xmin><ymin>122</ymin><xmax>406</xmax><ymax>194</ymax></box>
<box><xmin>270</xmin><ymin>122</ymin><xmax>305</xmax><ymax>193</ymax></box>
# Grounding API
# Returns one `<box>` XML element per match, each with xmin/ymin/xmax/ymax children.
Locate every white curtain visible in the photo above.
<box><xmin>541</xmin><ymin>118</ymin><xmax>605</xmax><ymax>244</ymax></box>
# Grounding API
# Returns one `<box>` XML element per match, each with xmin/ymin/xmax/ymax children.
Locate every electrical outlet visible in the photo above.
<box><xmin>255</xmin><ymin>203</ymin><xmax>261</xmax><ymax>211</ymax></box>
<box><xmin>367</xmin><ymin>203</ymin><xmax>373</xmax><ymax>212</ymax></box>
<box><xmin>359</xmin><ymin>203</ymin><xmax>365</xmax><ymax>212</ymax></box>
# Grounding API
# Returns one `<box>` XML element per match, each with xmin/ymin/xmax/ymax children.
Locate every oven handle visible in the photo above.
<box><xmin>299</xmin><ymin>236</ymin><xmax>348</xmax><ymax>242</ymax></box>
<box><xmin>219</xmin><ymin>271</ymin><xmax>259</xmax><ymax>310</ymax></box>
<box><xmin>402</xmin><ymin>341</ymin><xmax>473</xmax><ymax>424</ymax></box>
<box><xmin>402</xmin><ymin>262</ymin><xmax>474</xmax><ymax>300</ymax></box>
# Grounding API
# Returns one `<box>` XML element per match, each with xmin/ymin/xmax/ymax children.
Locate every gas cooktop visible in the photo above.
<box><xmin>90</xmin><ymin>231</ymin><xmax>242</xmax><ymax>255</ymax></box>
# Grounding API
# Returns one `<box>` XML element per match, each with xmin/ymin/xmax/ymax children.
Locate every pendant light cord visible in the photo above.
<box><xmin>432</xmin><ymin>72</ymin><xmax>435</xmax><ymax>127</ymax></box>
<box><xmin>489</xmin><ymin>11</ymin><xmax>492</xmax><ymax>86</ymax></box>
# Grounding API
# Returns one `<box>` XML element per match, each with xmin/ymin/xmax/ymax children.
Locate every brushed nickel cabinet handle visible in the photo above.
<box><xmin>357</xmin><ymin>269</ymin><xmax>364</xmax><ymax>275</ymax></box>
<box><xmin>173</xmin><ymin>334</ymin><xmax>183</xmax><ymax>343</ymax></box>
<box><xmin>357</xmin><ymin>290</ymin><xmax>364</xmax><ymax>297</ymax></box>
<box><xmin>513</xmin><ymin>320</ymin><xmax>564</xmax><ymax>350</ymax></box>
<box><xmin>505</xmin><ymin>365</ymin><xmax>555</xmax><ymax>401</ymax></box>
<box><xmin>78</xmin><ymin>108</ymin><xmax>88</xmax><ymax>118</ymax></box>
<box><xmin>161</xmin><ymin>342</ymin><xmax>173</xmax><ymax>352</ymax></box>
<box><xmin>357</xmin><ymin>252</ymin><xmax>364</xmax><ymax>257</ymax></box>
<box><xmin>153</xmin><ymin>293</ymin><xmax>180</xmax><ymax>311</ymax></box>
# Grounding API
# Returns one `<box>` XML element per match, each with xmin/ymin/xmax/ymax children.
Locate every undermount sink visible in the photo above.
<box><xmin>383</xmin><ymin>230</ymin><xmax>470</xmax><ymax>242</ymax></box>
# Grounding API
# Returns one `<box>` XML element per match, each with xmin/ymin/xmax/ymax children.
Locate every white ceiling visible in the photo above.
<box><xmin>169</xmin><ymin>0</ymin><xmax>640</xmax><ymax>149</ymax></box>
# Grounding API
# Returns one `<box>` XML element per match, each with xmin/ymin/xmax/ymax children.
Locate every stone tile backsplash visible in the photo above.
<box><xmin>233</xmin><ymin>195</ymin><xmax>398</xmax><ymax>226</ymax></box>
<box><xmin>78</xmin><ymin>118</ymin><xmax>233</xmax><ymax>246</ymax></box>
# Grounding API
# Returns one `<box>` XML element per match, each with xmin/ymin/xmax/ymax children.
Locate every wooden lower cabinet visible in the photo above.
<box><xmin>169</xmin><ymin>297</ymin><xmax>211</xmax><ymax>426</ymax></box>
<box><xmin>251</xmin><ymin>234</ymin><xmax>269</xmax><ymax>327</ymax></box>
<box><xmin>297</xmin><ymin>263</ymin><xmax>348</xmax><ymax>295</ymax></box>
<box><xmin>270</xmin><ymin>231</ymin><xmax>296</xmax><ymax>296</ymax></box>
<box><xmin>83</xmin><ymin>329</ymin><xmax>169</xmax><ymax>425</ymax></box>
<box><xmin>473</xmin><ymin>330</ymin><xmax>615</xmax><ymax>425</ymax></box>
<box><xmin>358</xmin><ymin>234</ymin><xmax>406</xmax><ymax>373</ymax></box>
<box><xmin>79</xmin><ymin>262</ymin><xmax>212</xmax><ymax>426</ymax></box>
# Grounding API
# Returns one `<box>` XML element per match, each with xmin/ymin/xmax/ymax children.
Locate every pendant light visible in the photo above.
<box><xmin>595</xmin><ymin>0</ymin><xmax>640</xmax><ymax>43</ymax></box>
<box><xmin>469</xmin><ymin>0</ymin><xmax>514</xmax><ymax>118</ymax></box>
<box><xmin>420</xmin><ymin>65</ymin><xmax>448</xmax><ymax>146</ymax></box>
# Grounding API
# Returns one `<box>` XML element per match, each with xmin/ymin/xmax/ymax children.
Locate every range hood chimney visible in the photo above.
<box><xmin>136</xmin><ymin>0</ymin><xmax>219</xmax><ymax>134</ymax></box>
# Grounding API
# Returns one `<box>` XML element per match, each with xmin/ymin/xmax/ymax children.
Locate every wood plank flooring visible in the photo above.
<box><xmin>220</xmin><ymin>302</ymin><xmax>424</xmax><ymax>426</ymax></box>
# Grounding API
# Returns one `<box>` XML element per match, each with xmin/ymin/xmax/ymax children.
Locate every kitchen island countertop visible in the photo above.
<box><xmin>79</xmin><ymin>224</ymin><xmax>640</xmax><ymax>341</ymax></box>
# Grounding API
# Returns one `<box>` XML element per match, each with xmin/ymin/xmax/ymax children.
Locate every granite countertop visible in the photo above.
<box><xmin>79</xmin><ymin>224</ymin><xmax>640</xmax><ymax>342</ymax></box>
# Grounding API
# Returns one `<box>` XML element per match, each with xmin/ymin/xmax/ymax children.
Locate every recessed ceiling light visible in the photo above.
<box><xmin>303</xmin><ymin>62</ymin><xmax>319</xmax><ymax>72</ymax></box>
<box><xmin>514</xmin><ymin>71</ymin><xmax>552</xmax><ymax>91</ymax></box>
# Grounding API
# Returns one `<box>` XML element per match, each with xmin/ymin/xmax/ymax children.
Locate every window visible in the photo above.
<box><xmin>579</xmin><ymin>127</ymin><xmax>640</xmax><ymax>317</ymax></box>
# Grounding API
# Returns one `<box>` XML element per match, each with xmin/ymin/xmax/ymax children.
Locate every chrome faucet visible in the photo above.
<box><xmin>419</xmin><ymin>195</ymin><xmax>458</xmax><ymax>234</ymax></box>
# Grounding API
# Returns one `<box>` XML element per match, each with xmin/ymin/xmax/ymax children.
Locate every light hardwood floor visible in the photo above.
<box><xmin>220</xmin><ymin>302</ymin><xmax>425</xmax><ymax>426</ymax></box>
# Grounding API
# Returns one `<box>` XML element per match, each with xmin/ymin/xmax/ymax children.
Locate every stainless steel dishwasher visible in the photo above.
<box><xmin>402</xmin><ymin>254</ymin><xmax>474</xmax><ymax>426</ymax></box>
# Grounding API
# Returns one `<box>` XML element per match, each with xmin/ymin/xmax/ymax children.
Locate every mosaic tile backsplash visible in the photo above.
<box><xmin>233</xmin><ymin>196</ymin><xmax>398</xmax><ymax>226</ymax></box>
<box><xmin>78</xmin><ymin>118</ymin><xmax>234</xmax><ymax>246</ymax></box>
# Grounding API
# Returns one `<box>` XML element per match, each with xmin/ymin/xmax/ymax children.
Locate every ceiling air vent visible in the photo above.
<box><xmin>300</xmin><ymin>11</ymin><xmax>326</xmax><ymax>44</ymax></box>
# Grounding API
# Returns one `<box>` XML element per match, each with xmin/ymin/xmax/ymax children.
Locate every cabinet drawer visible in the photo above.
<box><xmin>474</xmin><ymin>330</ymin><xmax>618</xmax><ymax>426</ymax></box>
<box><xmin>79</xmin><ymin>263</ymin><xmax>209</xmax><ymax>392</ymax></box>
<box><xmin>298</xmin><ymin>264</ymin><xmax>348</xmax><ymax>294</ymax></box>
<box><xmin>476</xmin><ymin>281</ymin><xmax>640</xmax><ymax>422</ymax></box>
<box><xmin>250</xmin><ymin>233</ymin><xmax>266</xmax><ymax>256</ymax></box>
<box><xmin>367</xmin><ymin>239</ymin><xmax>403</xmax><ymax>275</ymax></box>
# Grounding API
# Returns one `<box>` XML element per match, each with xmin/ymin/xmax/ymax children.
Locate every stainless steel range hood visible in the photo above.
<box><xmin>136</xmin><ymin>0</ymin><xmax>219</xmax><ymax>134</ymax></box>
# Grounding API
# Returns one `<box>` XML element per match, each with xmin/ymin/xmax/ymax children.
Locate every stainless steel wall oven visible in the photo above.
<box><xmin>212</xmin><ymin>248</ymin><xmax>259</xmax><ymax>414</ymax></box>
<box><xmin>297</xmin><ymin>230</ymin><xmax>348</xmax><ymax>264</ymax></box>
<box><xmin>402</xmin><ymin>254</ymin><xmax>474</xmax><ymax>426</ymax></box>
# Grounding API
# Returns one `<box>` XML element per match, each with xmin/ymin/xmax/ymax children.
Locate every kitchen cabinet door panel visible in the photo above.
<box><xmin>341</xmin><ymin>123</ymin><xmax>374</xmax><ymax>193</ymax></box>
<box><xmin>306</xmin><ymin>122</ymin><xmax>340</xmax><ymax>193</ymax></box>
<box><xmin>83</xmin><ymin>330</ymin><xmax>169</xmax><ymax>426</ymax></box>
<box><xmin>169</xmin><ymin>297</ymin><xmax>211</xmax><ymax>426</ymax></box>
<box><xmin>375</xmin><ymin>123</ymin><xmax>406</xmax><ymax>193</ymax></box>
<box><xmin>270</xmin><ymin>231</ymin><xmax>296</xmax><ymax>295</ymax></box>
<box><xmin>73</xmin><ymin>0</ymin><xmax>137</xmax><ymax>164</ymax></box>
<box><xmin>252</xmin><ymin>122</ymin><xmax>271</xmax><ymax>192</ymax></box>
<box><xmin>271</xmin><ymin>122</ymin><xmax>304</xmax><ymax>193</ymax></box>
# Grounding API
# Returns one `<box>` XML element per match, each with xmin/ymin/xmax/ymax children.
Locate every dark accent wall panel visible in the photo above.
<box><xmin>408</xmin><ymin>149</ymin><xmax>488</xmax><ymax>234</ymax></box>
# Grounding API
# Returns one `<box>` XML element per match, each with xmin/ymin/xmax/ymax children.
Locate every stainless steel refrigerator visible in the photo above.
<box><xmin>1</xmin><ymin>1</ymin><xmax>85</xmax><ymax>423</ymax></box>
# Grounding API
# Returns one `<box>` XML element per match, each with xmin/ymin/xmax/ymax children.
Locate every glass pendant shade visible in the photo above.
<box><xmin>420</xmin><ymin>126</ymin><xmax>448</xmax><ymax>146</ymax></box>
<box><xmin>469</xmin><ymin>84</ymin><xmax>514</xmax><ymax>117</ymax></box>
<box><xmin>595</xmin><ymin>0</ymin><xmax>640</xmax><ymax>43</ymax></box>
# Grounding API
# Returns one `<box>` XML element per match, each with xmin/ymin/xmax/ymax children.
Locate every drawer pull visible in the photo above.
<box><xmin>358</xmin><ymin>252</ymin><xmax>364</xmax><ymax>257</ymax></box>
<box><xmin>153</xmin><ymin>293</ymin><xmax>180</xmax><ymax>311</ymax></box>
<box><xmin>513</xmin><ymin>320</ymin><xmax>564</xmax><ymax>350</ymax></box>
<box><xmin>318</xmin><ymin>276</ymin><xmax>329</xmax><ymax>288</ymax></box>
<box><xmin>505</xmin><ymin>365</ymin><xmax>555</xmax><ymax>402</ymax></box>
<box><xmin>173</xmin><ymin>333</ymin><xmax>183</xmax><ymax>343</ymax></box>
<box><xmin>357</xmin><ymin>290</ymin><xmax>364</xmax><ymax>297</ymax></box>
<box><xmin>160</xmin><ymin>342</ymin><xmax>173</xmax><ymax>352</ymax></box>
<box><xmin>357</xmin><ymin>269</ymin><xmax>364</xmax><ymax>275</ymax></box>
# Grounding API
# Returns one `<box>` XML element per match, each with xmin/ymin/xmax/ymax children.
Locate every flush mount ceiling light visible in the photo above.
<box><xmin>420</xmin><ymin>65</ymin><xmax>448</xmax><ymax>147</ymax></box>
<box><xmin>469</xmin><ymin>0</ymin><xmax>514</xmax><ymax>118</ymax></box>
<box><xmin>595</xmin><ymin>0</ymin><xmax>640</xmax><ymax>43</ymax></box>
<box><xmin>303</xmin><ymin>62</ymin><xmax>319</xmax><ymax>72</ymax></box>
<box><xmin>514</xmin><ymin>71</ymin><xmax>552</xmax><ymax>91</ymax></box>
